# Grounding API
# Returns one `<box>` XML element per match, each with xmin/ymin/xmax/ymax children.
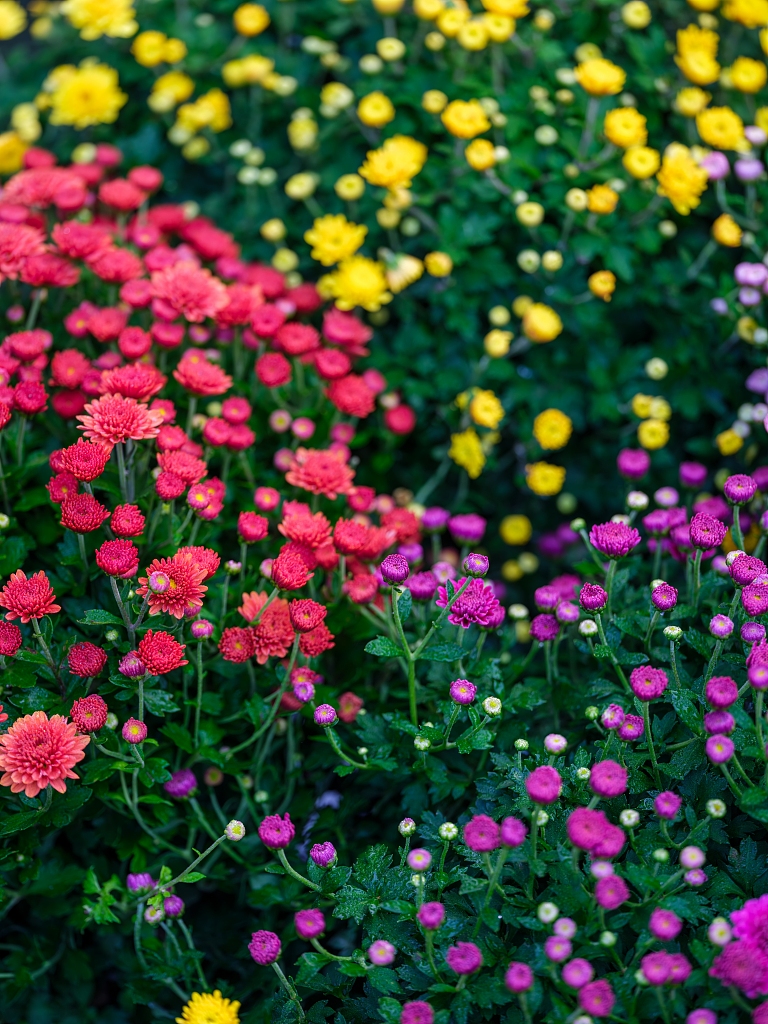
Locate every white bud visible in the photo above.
<box><xmin>620</xmin><ymin>809</ymin><xmax>640</xmax><ymax>828</ymax></box>
<box><xmin>438</xmin><ymin>822</ymin><xmax>458</xmax><ymax>841</ymax></box>
<box><xmin>537</xmin><ymin>901</ymin><xmax>559</xmax><ymax>923</ymax></box>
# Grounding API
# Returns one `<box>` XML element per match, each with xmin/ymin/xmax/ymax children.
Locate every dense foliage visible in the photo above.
<box><xmin>2</xmin><ymin>0</ymin><xmax>768</xmax><ymax>1022</ymax></box>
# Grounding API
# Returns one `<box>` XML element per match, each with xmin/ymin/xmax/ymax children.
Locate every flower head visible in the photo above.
<box><xmin>0</xmin><ymin>710</ymin><xmax>89</xmax><ymax>798</ymax></box>
<box><xmin>77</xmin><ymin>393</ymin><xmax>165</xmax><ymax>449</ymax></box>
<box><xmin>258</xmin><ymin>812</ymin><xmax>294</xmax><ymax>849</ymax></box>
<box><xmin>176</xmin><ymin>990</ymin><xmax>241</xmax><ymax>1024</ymax></box>
<box><xmin>589</xmin><ymin>521</ymin><xmax>641</xmax><ymax>558</ymax></box>
<box><xmin>248</xmin><ymin>930</ymin><xmax>281</xmax><ymax>965</ymax></box>
<box><xmin>0</xmin><ymin>569</ymin><xmax>60</xmax><ymax>622</ymax></box>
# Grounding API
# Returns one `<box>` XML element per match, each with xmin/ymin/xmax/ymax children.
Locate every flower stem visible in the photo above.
<box><xmin>642</xmin><ymin>702</ymin><xmax>661</xmax><ymax>788</ymax></box>
<box><xmin>152</xmin><ymin>835</ymin><xmax>227</xmax><ymax>894</ymax></box>
<box><xmin>275</xmin><ymin>848</ymin><xmax>321</xmax><ymax>891</ymax></box>
<box><xmin>194</xmin><ymin>642</ymin><xmax>205</xmax><ymax>750</ymax></box>
<box><xmin>271</xmin><ymin>961</ymin><xmax>304</xmax><ymax>1020</ymax></box>
<box><xmin>527</xmin><ymin>816</ymin><xmax>539</xmax><ymax>899</ymax></box>
<box><xmin>733</xmin><ymin>506</ymin><xmax>745</xmax><ymax>550</ymax></box>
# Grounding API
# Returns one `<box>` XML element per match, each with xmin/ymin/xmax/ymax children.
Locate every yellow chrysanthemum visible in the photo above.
<box><xmin>656</xmin><ymin>143</ymin><xmax>708</xmax><ymax>216</ymax></box>
<box><xmin>522</xmin><ymin>302</ymin><xmax>562</xmax><ymax>343</ymax></box>
<box><xmin>49</xmin><ymin>62</ymin><xmax>127</xmax><ymax>129</ymax></box>
<box><xmin>425</xmin><ymin>252</ymin><xmax>453</xmax><ymax>277</ymax></box>
<box><xmin>176</xmin><ymin>90</ymin><xmax>232</xmax><ymax>134</ymax></box>
<box><xmin>358</xmin><ymin>135</ymin><xmax>428</xmax><ymax>190</ymax></box>
<box><xmin>533</xmin><ymin>409</ymin><xmax>572</xmax><ymax>449</ymax></box>
<box><xmin>574</xmin><ymin>58</ymin><xmax>626</xmax><ymax>96</ymax></box>
<box><xmin>233</xmin><ymin>3</ymin><xmax>270</xmax><ymax>36</ymax></box>
<box><xmin>677</xmin><ymin>24</ymin><xmax>719</xmax><ymax>56</ymax></box>
<box><xmin>675</xmin><ymin>25</ymin><xmax>720</xmax><ymax>84</ymax></box>
<box><xmin>588</xmin><ymin>270</ymin><xmax>616</xmax><ymax>302</ymax></box>
<box><xmin>649</xmin><ymin>397</ymin><xmax>671</xmax><ymax>421</ymax></box>
<box><xmin>687</xmin><ymin>0</ymin><xmax>718</xmax><ymax>9</ymax></box>
<box><xmin>304</xmin><ymin>215</ymin><xmax>367</xmax><ymax>267</ymax></box>
<box><xmin>500</xmin><ymin>514</ymin><xmax>532</xmax><ymax>545</ymax></box>
<box><xmin>757</xmin><ymin>107</ymin><xmax>768</xmax><ymax>134</ymax></box>
<box><xmin>465</xmin><ymin>138</ymin><xmax>496</xmax><ymax>170</ymax></box>
<box><xmin>638</xmin><ymin>418</ymin><xmax>669</xmax><ymax>450</ymax></box>
<box><xmin>603</xmin><ymin>107</ymin><xmax>647</xmax><ymax>148</ymax></box>
<box><xmin>483</xmin><ymin>12</ymin><xmax>515</xmax><ymax>40</ymax></box>
<box><xmin>632</xmin><ymin>394</ymin><xmax>653</xmax><ymax>418</ymax></box>
<box><xmin>449</xmin><ymin>428</ymin><xmax>486</xmax><ymax>478</ymax></box>
<box><xmin>526</xmin><ymin>462</ymin><xmax>566</xmax><ymax>496</ymax></box>
<box><xmin>481</xmin><ymin>0</ymin><xmax>528</xmax><ymax>14</ymax></box>
<box><xmin>11</xmin><ymin>103</ymin><xmax>41</xmax><ymax>143</ymax></box>
<box><xmin>358</xmin><ymin>92</ymin><xmax>395</xmax><ymax>128</ymax></box>
<box><xmin>441</xmin><ymin>99</ymin><xmax>491</xmax><ymax>139</ymax></box>
<box><xmin>587</xmin><ymin>184</ymin><xmax>619</xmax><ymax>214</ymax></box>
<box><xmin>0</xmin><ymin>0</ymin><xmax>26</xmax><ymax>38</ymax></box>
<box><xmin>722</xmin><ymin>0</ymin><xmax>768</xmax><ymax>28</ymax></box>
<box><xmin>176</xmin><ymin>990</ymin><xmax>241</xmax><ymax>1024</ymax></box>
<box><xmin>716</xmin><ymin>428</ymin><xmax>744</xmax><ymax>455</ymax></box>
<box><xmin>288</xmin><ymin>117</ymin><xmax>318</xmax><ymax>151</ymax></box>
<box><xmin>61</xmin><ymin>0</ymin><xmax>137</xmax><ymax>39</ymax></box>
<box><xmin>149</xmin><ymin>72</ymin><xmax>195</xmax><ymax>111</ymax></box>
<box><xmin>622</xmin><ymin>145</ymin><xmax>660</xmax><ymax>179</ymax></box>
<box><xmin>437</xmin><ymin>7</ymin><xmax>470</xmax><ymax>36</ymax></box>
<box><xmin>730</xmin><ymin>56</ymin><xmax>768</xmax><ymax>93</ymax></box>
<box><xmin>326</xmin><ymin>256</ymin><xmax>392</xmax><ymax>312</ymax></box>
<box><xmin>222</xmin><ymin>55</ymin><xmax>275</xmax><ymax>88</ymax></box>
<box><xmin>385</xmin><ymin>253</ymin><xmax>424</xmax><ymax>294</ymax></box>
<box><xmin>676</xmin><ymin>87</ymin><xmax>711</xmax><ymax>117</ymax></box>
<box><xmin>712</xmin><ymin>213</ymin><xmax>742</xmax><ymax>247</ymax></box>
<box><xmin>414</xmin><ymin>0</ymin><xmax>446</xmax><ymax>18</ymax></box>
<box><xmin>0</xmin><ymin>131</ymin><xmax>27</xmax><ymax>174</ymax></box>
<box><xmin>469</xmin><ymin>389</ymin><xmax>504</xmax><ymax>429</ymax></box>
<box><xmin>133</xmin><ymin>30</ymin><xmax>167</xmax><ymax>67</ymax></box>
<box><xmin>696</xmin><ymin>106</ymin><xmax>745</xmax><ymax>150</ymax></box>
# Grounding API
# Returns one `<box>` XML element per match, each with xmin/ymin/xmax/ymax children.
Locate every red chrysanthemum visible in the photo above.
<box><xmin>225</xmin><ymin>424</ymin><xmax>255</xmax><ymax>452</ymax></box>
<box><xmin>0</xmin><ymin>222</ymin><xmax>47</xmax><ymax>280</ymax></box>
<box><xmin>4</xmin><ymin>167</ymin><xmax>85</xmax><ymax>209</ymax></box>
<box><xmin>0</xmin><ymin>570</ymin><xmax>60</xmax><ymax>622</ymax></box>
<box><xmin>118</xmin><ymin>326</ymin><xmax>152</xmax><ymax>360</ymax></box>
<box><xmin>51</xmin><ymin>220</ymin><xmax>112</xmax><ymax>260</ymax></box>
<box><xmin>299</xmin><ymin>622</ymin><xmax>335</xmax><ymax>658</ymax></box>
<box><xmin>285</xmin><ymin>448</ymin><xmax>355</xmax><ymax>500</ymax></box>
<box><xmin>157</xmin><ymin>450</ymin><xmax>208</xmax><ymax>485</ymax></box>
<box><xmin>95</xmin><ymin>538</ymin><xmax>139</xmax><ymax>578</ymax></box>
<box><xmin>333</xmin><ymin>519</ymin><xmax>370</xmax><ymax>555</ymax></box>
<box><xmin>221</xmin><ymin>397</ymin><xmax>252</xmax><ymax>424</ymax></box>
<box><xmin>271</xmin><ymin>549</ymin><xmax>314</xmax><ymax>591</ymax></box>
<box><xmin>357</xmin><ymin>525</ymin><xmax>396</xmax><ymax>561</ymax></box>
<box><xmin>21</xmin><ymin>252</ymin><xmax>80</xmax><ymax>288</ymax></box>
<box><xmin>202</xmin><ymin>417</ymin><xmax>231</xmax><ymax>447</ymax></box>
<box><xmin>46</xmin><ymin>471</ymin><xmax>79</xmax><ymax>504</ymax></box>
<box><xmin>70</xmin><ymin>694</ymin><xmax>108</xmax><ymax>732</ymax></box>
<box><xmin>67</xmin><ymin>641</ymin><xmax>107</xmax><ymax>678</ymax></box>
<box><xmin>216</xmin><ymin>283</ymin><xmax>263</xmax><ymax>326</ymax></box>
<box><xmin>256</xmin><ymin>352</ymin><xmax>291</xmax><ymax>388</ymax></box>
<box><xmin>176</xmin><ymin>546</ymin><xmax>220</xmax><ymax>580</ymax></box>
<box><xmin>182</xmin><ymin>219</ymin><xmax>239</xmax><ymax>261</ymax></box>
<box><xmin>381</xmin><ymin>507</ymin><xmax>421</xmax><ymax>544</ymax></box>
<box><xmin>50</xmin><ymin>349</ymin><xmax>90</xmax><ymax>389</ymax></box>
<box><xmin>238</xmin><ymin>591</ymin><xmax>295</xmax><ymax>665</ymax></box>
<box><xmin>137</xmin><ymin>555</ymin><xmax>207</xmax><ymax>619</ymax></box>
<box><xmin>327</xmin><ymin>374</ymin><xmax>376</xmax><ymax>418</ymax></box>
<box><xmin>99</xmin><ymin>178</ymin><xmax>145</xmax><ymax>211</ymax></box>
<box><xmin>315</xmin><ymin>348</ymin><xmax>352</xmax><ymax>380</ymax></box>
<box><xmin>150</xmin><ymin>261</ymin><xmax>228</xmax><ymax>323</ymax></box>
<box><xmin>0</xmin><ymin>621</ymin><xmax>22</xmax><ymax>656</ymax></box>
<box><xmin>218</xmin><ymin>626</ymin><xmax>257</xmax><ymax>663</ymax></box>
<box><xmin>0</xmin><ymin>711</ymin><xmax>89</xmax><ymax>798</ymax></box>
<box><xmin>238</xmin><ymin>511</ymin><xmax>269</xmax><ymax>543</ymax></box>
<box><xmin>61</xmin><ymin>493</ymin><xmax>110</xmax><ymax>534</ymax></box>
<box><xmin>77</xmin><ymin>393</ymin><xmax>165</xmax><ymax>449</ymax></box>
<box><xmin>288</xmin><ymin>599</ymin><xmax>327</xmax><ymax>633</ymax></box>
<box><xmin>338</xmin><ymin>692</ymin><xmax>364</xmax><ymax>723</ymax></box>
<box><xmin>344</xmin><ymin>573</ymin><xmax>379</xmax><ymax>604</ymax></box>
<box><xmin>251</xmin><ymin>304</ymin><xmax>286</xmax><ymax>337</ymax></box>
<box><xmin>278</xmin><ymin>505</ymin><xmax>332</xmax><ymax>549</ymax></box>
<box><xmin>275</xmin><ymin>322</ymin><xmax>320</xmax><ymax>356</ymax></box>
<box><xmin>173</xmin><ymin>354</ymin><xmax>233</xmax><ymax>397</ymax></box>
<box><xmin>6</xmin><ymin>329</ymin><xmax>51</xmax><ymax>362</ymax></box>
<box><xmin>100</xmin><ymin>363</ymin><xmax>167</xmax><ymax>401</ymax></box>
<box><xmin>60</xmin><ymin>438</ymin><xmax>110</xmax><ymax>482</ymax></box>
<box><xmin>13</xmin><ymin>380</ymin><xmax>48</xmax><ymax>415</ymax></box>
<box><xmin>85</xmin><ymin>307</ymin><xmax>129</xmax><ymax>343</ymax></box>
<box><xmin>156</xmin><ymin>424</ymin><xmax>188</xmax><ymax>451</ymax></box>
<box><xmin>156</xmin><ymin>471</ymin><xmax>187</xmax><ymax>500</ymax></box>
<box><xmin>138</xmin><ymin>630</ymin><xmax>188</xmax><ymax>675</ymax></box>
<box><xmin>111</xmin><ymin>504</ymin><xmax>145</xmax><ymax>537</ymax></box>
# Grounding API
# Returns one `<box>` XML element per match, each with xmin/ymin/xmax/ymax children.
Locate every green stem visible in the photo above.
<box><xmin>670</xmin><ymin>642</ymin><xmax>682</xmax><ymax>688</ymax></box>
<box><xmin>527</xmin><ymin>816</ymin><xmax>539</xmax><ymax>899</ymax></box>
<box><xmin>151</xmin><ymin>835</ymin><xmax>227</xmax><ymax>894</ymax></box>
<box><xmin>644</xmin><ymin>610</ymin><xmax>659</xmax><ymax>653</ymax></box>
<box><xmin>756</xmin><ymin>691</ymin><xmax>766</xmax><ymax>760</ymax></box>
<box><xmin>692</xmin><ymin>550</ymin><xmax>702</xmax><ymax>606</ymax></box>
<box><xmin>390</xmin><ymin>586</ymin><xmax>417</xmax><ymax>727</ymax></box>
<box><xmin>595</xmin><ymin>613</ymin><xmax>630</xmax><ymax>691</ymax></box>
<box><xmin>323</xmin><ymin>725</ymin><xmax>368</xmax><ymax>769</ymax></box>
<box><xmin>15</xmin><ymin>416</ymin><xmax>26</xmax><ymax>467</ymax></box>
<box><xmin>194</xmin><ymin>642</ymin><xmax>204</xmax><ymax>750</ymax></box>
<box><xmin>604</xmin><ymin>559</ymin><xmax>617</xmax><ymax>619</ymax></box>
<box><xmin>275</xmin><ymin>848</ymin><xmax>321</xmax><ymax>891</ymax></box>
<box><xmin>642</xmin><ymin>702</ymin><xmax>661</xmax><ymax>788</ymax></box>
<box><xmin>115</xmin><ymin>442</ymin><xmax>129</xmax><ymax>503</ymax></box>
<box><xmin>733</xmin><ymin>506</ymin><xmax>744</xmax><ymax>550</ymax></box>
<box><xmin>271</xmin><ymin>961</ymin><xmax>304</xmax><ymax>1020</ymax></box>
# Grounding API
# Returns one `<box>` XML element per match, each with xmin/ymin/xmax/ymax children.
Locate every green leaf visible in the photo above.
<box><xmin>614</xmin><ymin>649</ymin><xmax>649</xmax><ymax>667</ymax></box>
<box><xmin>0</xmin><ymin>809</ymin><xmax>43</xmax><ymax>837</ymax></box>
<box><xmin>8</xmin><ymin>686</ymin><xmax>57</xmax><ymax>713</ymax></box>
<box><xmin>419</xmin><ymin>642</ymin><xmax>465</xmax><ymax>662</ymax></box>
<box><xmin>368</xmin><ymin>967</ymin><xmax>400</xmax><ymax>994</ymax></box>
<box><xmin>178</xmin><ymin>872</ymin><xmax>206</xmax><ymax>884</ymax></box>
<box><xmin>396</xmin><ymin>587</ymin><xmax>412</xmax><ymax>623</ymax></box>
<box><xmin>669</xmin><ymin>689</ymin><xmax>702</xmax><ymax>734</ymax></box>
<box><xmin>79</xmin><ymin>609</ymin><xmax>125</xmax><ymax>627</ymax></box>
<box><xmin>160</xmin><ymin>722</ymin><xmax>194</xmax><ymax>753</ymax></box>
<box><xmin>740</xmin><ymin>788</ymin><xmax>768</xmax><ymax>808</ymax></box>
<box><xmin>143</xmin><ymin>690</ymin><xmax>180</xmax><ymax>715</ymax></box>
<box><xmin>685</xmin><ymin>630</ymin><xmax>712</xmax><ymax>658</ymax></box>
<box><xmin>364</xmin><ymin>636</ymin><xmax>403</xmax><ymax>658</ymax></box>
<box><xmin>83</xmin><ymin>868</ymin><xmax>101</xmax><ymax>895</ymax></box>
<box><xmin>332</xmin><ymin>885</ymin><xmax>372</xmax><ymax>923</ymax></box>
<box><xmin>593</xmin><ymin>644</ymin><xmax>613</xmax><ymax>660</ymax></box>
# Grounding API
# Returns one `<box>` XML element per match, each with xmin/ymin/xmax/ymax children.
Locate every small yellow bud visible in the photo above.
<box><xmin>489</xmin><ymin>305</ymin><xmax>511</xmax><ymax>326</ymax></box>
<box><xmin>542</xmin><ymin>250</ymin><xmax>563</xmax><ymax>271</ymax></box>
<box><xmin>260</xmin><ymin>219</ymin><xmax>286</xmax><ymax>242</ymax></box>
<box><xmin>272</xmin><ymin>248</ymin><xmax>299</xmax><ymax>272</ymax></box>
<box><xmin>484</xmin><ymin>329</ymin><xmax>513</xmax><ymax>357</ymax></box>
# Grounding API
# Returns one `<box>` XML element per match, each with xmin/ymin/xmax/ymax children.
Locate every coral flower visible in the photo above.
<box><xmin>138</xmin><ymin>630</ymin><xmax>188</xmax><ymax>675</ymax></box>
<box><xmin>0</xmin><ymin>711</ymin><xmax>89</xmax><ymax>798</ymax></box>
<box><xmin>173</xmin><ymin>354</ymin><xmax>233</xmax><ymax>397</ymax></box>
<box><xmin>77</xmin><ymin>393</ymin><xmax>165</xmax><ymax>449</ymax></box>
<box><xmin>0</xmin><ymin>570</ymin><xmax>61</xmax><ymax>622</ymax></box>
<box><xmin>100</xmin><ymin>364</ymin><xmax>167</xmax><ymax>401</ymax></box>
<box><xmin>285</xmin><ymin>447</ymin><xmax>355</xmax><ymax>499</ymax></box>
<box><xmin>137</xmin><ymin>555</ymin><xmax>208</xmax><ymax>619</ymax></box>
<box><xmin>150</xmin><ymin>261</ymin><xmax>228</xmax><ymax>323</ymax></box>
<box><xmin>238</xmin><ymin>591</ymin><xmax>295</xmax><ymax>664</ymax></box>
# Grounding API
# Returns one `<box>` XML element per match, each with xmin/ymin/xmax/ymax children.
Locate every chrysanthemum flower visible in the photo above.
<box><xmin>0</xmin><ymin>711</ymin><xmax>89</xmax><ymax>798</ymax></box>
<box><xmin>285</xmin><ymin>447</ymin><xmax>355</xmax><ymax>499</ymax></box>
<box><xmin>0</xmin><ymin>569</ymin><xmax>60</xmax><ymax>622</ymax></box>
<box><xmin>77</xmin><ymin>393</ymin><xmax>165</xmax><ymax>449</ymax></box>
<box><xmin>176</xmin><ymin>990</ymin><xmax>241</xmax><ymax>1024</ymax></box>
<box><xmin>137</xmin><ymin>555</ymin><xmax>208</xmax><ymax>619</ymax></box>
<box><xmin>138</xmin><ymin>630</ymin><xmax>188</xmax><ymax>675</ymax></box>
<box><xmin>173</xmin><ymin>353</ymin><xmax>233</xmax><ymax>397</ymax></box>
<box><xmin>150</xmin><ymin>261</ymin><xmax>228</xmax><ymax>323</ymax></box>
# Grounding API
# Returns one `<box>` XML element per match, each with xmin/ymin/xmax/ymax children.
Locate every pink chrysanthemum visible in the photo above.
<box><xmin>173</xmin><ymin>354</ymin><xmax>233</xmax><ymax>397</ymax></box>
<box><xmin>732</xmin><ymin>893</ymin><xmax>768</xmax><ymax>951</ymax></box>
<box><xmin>100</xmin><ymin>364</ymin><xmax>167</xmax><ymax>401</ymax></box>
<box><xmin>589</xmin><ymin>521</ymin><xmax>641</xmax><ymax>559</ymax></box>
<box><xmin>137</xmin><ymin>554</ymin><xmax>208</xmax><ymax>619</ymax></box>
<box><xmin>0</xmin><ymin>222</ymin><xmax>47</xmax><ymax>280</ymax></box>
<box><xmin>0</xmin><ymin>569</ymin><xmax>61</xmax><ymax>622</ymax></box>
<box><xmin>0</xmin><ymin>710</ymin><xmax>89</xmax><ymax>798</ymax></box>
<box><xmin>150</xmin><ymin>261</ymin><xmax>228</xmax><ymax>323</ymax></box>
<box><xmin>77</xmin><ymin>394</ymin><xmax>165</xmax><ymax>449</ymax></box>
<box><xmin>435</xmin><ymin>577</ymin><xmax>502</xmax><ymax>629</ymax></box>
<box><xmin>710</xmin><ymin>940</ymin><xmax>768</xmax><ymax>998</ymax></box>
<box><xmin>285</xmin><ymin>447</ymin><xmax>355</xmax><ymax>499</ymax></box>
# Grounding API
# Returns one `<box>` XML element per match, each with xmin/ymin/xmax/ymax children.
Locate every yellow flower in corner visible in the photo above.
<box><xmin>696</xmin><ymin>107</ymin><xmax>745</xmax><ymax>150</ymax></box>
<box><xmin>730</xmin><ymin>56</ymin><xmax>768</xmax><ymax>94</ymax></box>
<box><xmin>358</xmin><ymin>135</ymin><xmax>428</xmax><ymax>190</ymax></box>
<box><xmin>304</xmin><ymin>214</ymin><xmax>367</xmax><ymax>267</ymax></box>
<box><xmin>656</xmin><ymin>144</ymin><xmax>708</xmax><ymax>216</ymax></box>
<box><xmin>470</xmin><ymin>389</ymin><xmax>504</xmax><ymax>429</ymax></box>
<box><xmin>358</xmin><ymin>92</ymin><xmax>396</xmax><ymax>128</ymax></box>
<box><xmin>449</xmin><ymin>428</ymin><xmax>486</xmax><ymax>478</ymax></box>
<box><xmin>722</xmin><ymin>0</ymin><xmax>768</xmax><ymax>28</ymax></box>
<box><xmin>603</xmin><ymin>108</ymin><xmax>647</xmax><ymax>148</ymax></box>
<box><xmin>48</xmin><ymin>62</ymin><xmax>127</xmax><ymax>129</ymax></box>
<box><xmin>533</xmin><ymin>409</ymin><xmax>573</xmax><ymax>449</ymax></box>
<box><xmin>0</xmin><ymin>131</ymin><xmax>27</xmax><ymax>174</ymax></box>
<box><xmin>588</xmin><ymin>270</ymin><xmax>616</xmax><ymax>302</ymax></box>
<box><xmin>587</xmin><ymin>184</ymin><xmax>619</xmax><ymax>215</ymax></box>
<box><xmin>638</xmin><ymin>418</ymin><xmax>669</xmax><ymax>450</ymax></box>
<box><xmin>0</xmin><ymin>0</ymin><xmax>26</xmax><ymax>39</ymax></box>
<box><xmin>712</xmin><ymin>213</ymin><xmax>742</xmax><ymax>247</ymax></box>
<box><xmin>500</xmin><ymin>514</ymin><xmax>532</xmax><ymax>545</ymax></box>
<box><xmin>233</xmin><ymin>3</ymin><xmax>270</xmax><ymax>36</ymax></box>
<box><xmin>526</xmin><ymin>462</ymin><xmax>566</xmax><ymax>496</ymax></box>
<box><xmin>61</xmin><ymin>0</ymin><xmax>137</xmax><ymax>38</ymax></box>
<box><xmin>574</xmin><ymin>58</ymin><xmax>626</xmax><ymax>96</ymax></box>
<box><xmin>326</xmin><ymin>256</ymin><xmax>392</xmax><ymax>312</ymax></box>
<box><xmin>441</xmin><ymin>99</ymin><xmax>491</xmax><ymax>139</ymax></box>
<box><xmin>176</xmin><ymin>989</ymin><xmax>240</xmax><ymax>1024</ymax></box>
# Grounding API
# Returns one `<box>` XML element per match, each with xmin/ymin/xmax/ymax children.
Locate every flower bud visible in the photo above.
<box><xmin>414</xmin><ymin>736</ymin><xmax>431</xmax><ymax>751</ymax></box>
<box><xmin>226</xmin><ymin>820</ymin><xmax>246</xmax><ymax>841</ymax></box>
<box><xmin>483</xmin><ymin>697</ymin><xmax>502</xmax><ymax>717</ymax></box>
<box><xmin>706</xmin><ymin>799</ymin><xmax>727</xmax><ymax>818</ymax></box>
<box><xmin>438</xmin><ymin>822</ymin><xmax>458</xmax><ymax>841</ymax></box>
<box><xmin>398</xmin><ymin>818</ymin><xmax>416</xmax><ymax>837</ymax></box>
<box><xmin>599</xmin><ymin>931</ymin><xmax>617</xmax><ymax>946</ymax></box>
<box><xmin>620</xmin><ymin>809</ymin><xmax>640</xmax><ymax>827</ymax></box>
<box><xmin>537</xmin><ymin>902</ymin><xmax>559</xmax><ymax>923</ymax></box>
<box><xmin>663</xmin><ymin>625</ymin><xmax>683</xmax><ymax>641</ymax></box>
<box><xmin>652</xmin><ymin>848</ymin><xmax>669</xmax><ymax>862</ymax></box>
<box><xmin>579</xmin><ymin>620</ymin><xmax>598</xmax><ymax>637</ymax></box>
<box><xmin>585</xmin><ymin>706</ymin><xmax>599</xmax><ymax>720</ymax></box>
<box><xmin>576</xmin><ymin>767</ymin><xmax>591</xmax><ymax>780</ymax></box>
<box><xmin>514</xmin><ymin>738</ymin><xmax>529</xmax><ymax>750</ymax></box>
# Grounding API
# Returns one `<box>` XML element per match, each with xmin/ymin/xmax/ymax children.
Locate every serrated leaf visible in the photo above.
<box><xmin>593</xmin><ymin>644</ymin><xmax>613</xmax><ymax>660</ymax></box>
<box><xmin>669</xmin><ymin>689</ymin><xmax>702</xmax><ymax>734</ymax></box>
<box><xmin>614</xmin><ymin>649</ymin><xmax>649</xmax><ymax>667</ymax></box>
<box><xmin>419</xmin><ymin>641</ymin><xmax>465</xmax><ymax>662</ymax></box>
<box><xmin>143</xmin><ymin>690</ymin><xmax>180</xmax><ymax>715</ymax></box>
<box><xmin>79</xmin><ymin>609</ymin><xmax>125</xmax><ymax>627</ymax></box>
<box><xmin>364</xmin><ymin>636</ymin><xmax>403</xmax><ymax>658</ymax></box>
<box><xmin>333</xmin><ymin>885</ymin><xmax>372</xmax><ymax>924</ymax></box>
<box><xmin>740</xmin><ymin>788</ymin><xmax>768</xmax><ymax>808</ymax></box>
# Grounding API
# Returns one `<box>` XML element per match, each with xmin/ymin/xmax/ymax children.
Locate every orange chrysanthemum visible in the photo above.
<box><xmin>0</xmin><ymin>711</ymin><xmax>89</xmax><ymax>798</ymax></box>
